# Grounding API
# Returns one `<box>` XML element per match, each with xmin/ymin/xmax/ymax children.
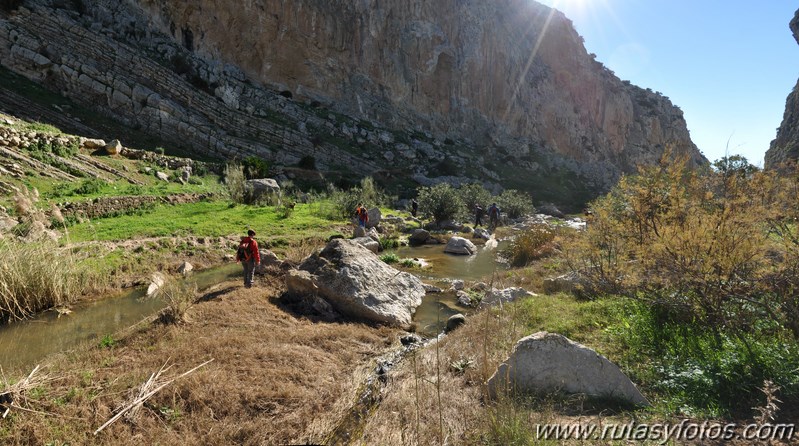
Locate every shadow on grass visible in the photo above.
<box><xmin>196</xmin><ymin>286</ymin><xmax>238</xmax><ymax>303</ymax></box>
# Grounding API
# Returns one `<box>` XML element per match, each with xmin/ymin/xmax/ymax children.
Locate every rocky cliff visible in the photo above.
<box><xmin>766</xmin><ymin>8</ymin><xmax>799</xmax><ymax>169</ymax></box>
<box><xmin>0</xmin><ymin>0</ymin><xmax>705</xmax><ymax>204</ymax></box>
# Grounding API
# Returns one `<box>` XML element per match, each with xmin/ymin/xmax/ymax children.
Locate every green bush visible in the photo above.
<box><xmin>379</xmin><ymin>253</ymin><xmax>399</xmax><ymax>264</ymax></box>
<box><xmin>611</xmin><ymin>300</ymin><xmax>799</xmax><ymax>417</ymax></box>
<box><xmin>242</xmin><ymin>156</ymin><xmax>270</xmax><ymax>179</ymax></box>
<box><xmin>73</xmin><ymin>178</ymin><xmax>106</xmax><ymax>195</ymax></box>
<box><xmin>417</xmin><ymin>183</ymin><xmax>464</xmax><ymax>225</ymax></box>
<box><xmin>378</xmin><ymin>236</ymin><xmax>400</xmax><ymax>251</ymax></box>
<box><xmin>495</xmin><ymin>189</ymin><xmax>533</xmax><ymax>219</ymax></box>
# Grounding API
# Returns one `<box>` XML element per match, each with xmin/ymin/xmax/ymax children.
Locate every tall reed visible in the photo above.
<box><xmin>0</xmin><ymin>240</ymin><xmax>92</xmax><ymax>321</ymax></box>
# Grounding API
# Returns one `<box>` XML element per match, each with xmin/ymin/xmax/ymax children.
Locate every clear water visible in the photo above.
<box><xmin>0</xmin><ymin>263</ymin><xmax>242</xmax><ymax>373</ymax></box>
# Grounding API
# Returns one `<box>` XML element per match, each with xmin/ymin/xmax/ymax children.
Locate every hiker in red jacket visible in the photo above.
<box><xmin>237</xmin><ymin>229</ymin><xmax>261</xmax><ymax>288</ymax></box>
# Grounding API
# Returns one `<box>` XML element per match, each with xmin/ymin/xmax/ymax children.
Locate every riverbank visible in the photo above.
<box><xmin>1</xmin><ymin>271</ymin><xmax>400</xmax><ymax>444</ymax></box>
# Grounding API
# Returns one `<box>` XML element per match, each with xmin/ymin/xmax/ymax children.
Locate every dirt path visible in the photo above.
<box><xmin>2</xmin><ymin>272</ymin><xmax>400</xmax><ymax>445</ymax></box>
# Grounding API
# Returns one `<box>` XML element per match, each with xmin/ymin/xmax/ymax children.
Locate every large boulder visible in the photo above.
<box><xmin>285</xmin><ymin>239</ymin><xmax>424</xmax><ymax>326</ymax></box>
<box><xmin>487</xmin><ymin>332</ymin><xmax>649</xmax><ymax>407</ymax></box>
<box><xmin>473</xmin><ymin>228</ymin><xmax>491</xmax><ymax>240</ymax></box>
<box><xmin>246</xmin><ymin>178</ymin><xmax>281</xmax><ymax>201</ymax></box>
<box><xmin>444</xmin><ymin>236</ymin><xmax>477</xmax><ymax>255</ymax></box>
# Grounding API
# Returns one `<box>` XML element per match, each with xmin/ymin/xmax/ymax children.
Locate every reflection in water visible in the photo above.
<box><xmin>0</xmin><ymin>263</ymin><xmax>242</xmax><ymax>373</ymax></box>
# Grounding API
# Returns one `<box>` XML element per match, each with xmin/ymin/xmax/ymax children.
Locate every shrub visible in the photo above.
<box><xmin>242</xmin><ymin>156</ymin><xmax>270</xmax><ymax>179</ymax></box>
<box><xmin>417</xmin><ymin>183</ymin><xmax>463</xmax><ymax>225</ymax></box>
<box><xmin>378</xmin><ymin>236</ymin><xmax>400</xmax><ymax>251</ymax></box>
<box><xmin>0</xmin><ymin>239</ymin><xmax>94</xmax><ymax>321</ymax></box>
<box><xmin>153</xmin><ymin>276</ymin><xmax>196</xmax><ymax>324</ymax></box>
<box><xmin>224</xmin><ymin>163</ymin><xmax>247</xmax><ymax>204</ymax></box>
<box><xmin>502</xmin><ymin>224</ymin><xmax>557</xmax><ymax>267</ymax></box>
<box><xmin>328</xmin><ymin>177</ymin><xmax>389</xmax><ymax>220</ymax></box>
<box><xmin>495</xmin><ymin>189</ymin><xmax>533</xmax><ymax>219</ymax></box>
<box><xmin>379</xmin><ymin>253</ymin><xmax>399</xmax><ymax>264</ymax></box>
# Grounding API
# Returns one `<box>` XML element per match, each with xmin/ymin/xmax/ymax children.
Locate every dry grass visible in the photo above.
<box><xmin>0</xmin><ymin>239</ymin><xmax>96</xmax><ymax>321</ymax></box>
<box><xmin>0</xmin><ymin>273</ymin><xmax>398</xmax><ymax>445</ymax></box>
<box><xmin>360</xmin><ymin>293</ymin><xmax>634</xmax><ymax>445</ymax></box>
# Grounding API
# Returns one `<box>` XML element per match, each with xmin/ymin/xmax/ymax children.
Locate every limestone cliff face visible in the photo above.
<box><xmin>0</xmin><ymin>0</ymin><xmax>705</xmax><ymax>201</ymax></box>
<box><xmin>766</xmin><ymin>9</ymin><xmax>799</xmax><ymax>169</ymax></box>
<box><xmin>137</xmin><ymin>0</ymin><xmax>704</xmax><ymax>181</ymax></box>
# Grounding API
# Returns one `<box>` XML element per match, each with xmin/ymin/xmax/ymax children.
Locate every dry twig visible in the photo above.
<box><xmin>93</xmin><ymin>358</ymin><xmax>214</xmax><ymax>435</ymax></box>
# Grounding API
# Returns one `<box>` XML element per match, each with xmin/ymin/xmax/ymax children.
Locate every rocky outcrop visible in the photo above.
<box><xmin>285</xmin><ymin>238</ymin><xmax>425</xmax><ymax>326</ymax></box>
<box><xmin>766</xmin><ymin>9</ymin><xmax>799</xmax><ymax>169</ymax></box>
<box><xmin>487</xmin><ymin>332</ymin><xmax>649</xmax><ymax>407</ymax></box>
<box><xmin>0</xmin><ymin>0</ymin><xmax>704</xmax><ymax>202</ymax></box>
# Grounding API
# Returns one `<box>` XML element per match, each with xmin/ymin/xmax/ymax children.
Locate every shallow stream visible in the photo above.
<box><xmin>0</xmin><ymin>263</ymin><xmax>241</xmax><ymax>373</ymax></box>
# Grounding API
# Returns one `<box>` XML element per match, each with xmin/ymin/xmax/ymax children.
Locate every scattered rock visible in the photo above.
<box><xmin>255</xmin><ymin>249</ymin><xmax>281</xmax><ymax>274</ymax></box>
<box><xmin>367</xmin><ymin>227</ymin><xmax>380</xmax><ymax>243</ymax></box>
<box><xmin>353</xmin><ymin>225</ymin><xmax>367</xmax><ymax>238</ymax></box>
<box><xmin>400</xmin><ymin>333</ymin><xmax>422</xmax><ymax>346</ymax></box>
<box><xmin>353</xmin><ymin>236</ymin><xmax>379</xmax><ymax>253</ymax></box>
<box><xmin>366</xmin><ymin>207</ymin><xmax>382</xmax><ymax>229</ymax></box>
<box><xmin>444</xmin><ymin>236</ymin><xmax>477</xmax><ymax>255</ymax></box>
<box><xmin>451</xmin><ymin>280</ymin><xmax>464</xmax><ymax>291</ymax></box>
<box><xmin>445</xmin><ymin>313</ymin><xmax>466</xmax><ymax>332</ymax></box>
<box><xmin>146</xmin><ymin>272</ymin><xmax>166</xmax><ymax>297</ymax></box>
<box><xmin>423</xmin><ymin>284</ymin><xmax>442</xmax><ymax>293</ymax></box>
<box><xmin>409</xmin><ymin>228</ymin><xmax>430</xmax><ymax>246</ymax></box>
<box><xmin>456</xmin><ymin>290</ymin><xmax>473</xmax><ymax>307</ymax></box>
<box><xmin>105</xmin><ymin>139</ymin><xmax>122</xmax><ymax>155</ymax></box>
<box><xmin>480</xmin><ymin>287</ymin><xmax>536</xmax><ymax>307</ymax></box>
<box><xmin>471</xmin><ymin>282</ymin><xmax>488</xmax><ymax>291</ymax></box>
<box><xmin>542</xmin><ymin>271</ymin><xmax>584</xmax><ymax>294</ymax></box>
<box><xmin>487</xmin><ymin>332</ymin><xmax>649</xmax><ymax>407</ymax></box>
<box><xmin>82</xmin><ymin>138</ymin><xmax>106</xmax><ymax>149</ymax></box>
<box><xmin>246</xmin><ymin>178</ymin><xmax>281</xmax><ymax>201</ymax></box>
<box><xmin>177</xmin><ymin>261</ymin><xmax>193</xmax><ymax>274</ymax></box>
<box><xmin>286</xmin><ymin>239</ymin><xmax>425</xmax><ymax>326</ymax></box>
<box><xmin>155</xmin><ymin>171</ymin><xmax>169</xmax><ymax>182</ymax></box>
<box><xmin>473</xmin><ymin>228</ymin><xmax>491</xmax><ymax>240</ymax></box>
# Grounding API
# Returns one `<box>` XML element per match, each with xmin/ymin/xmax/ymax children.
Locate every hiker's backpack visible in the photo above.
<box><xmin>236</xmin><ymin>239</ymin><xmax>252</xmax><ymax>262</ymax></box>
<box><xmin>489</xmin><ymin>206</ymin><xmax>498</xmax><ymax>218</ymax></box>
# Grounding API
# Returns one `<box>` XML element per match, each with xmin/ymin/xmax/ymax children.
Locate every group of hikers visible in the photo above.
<box><xmin>473</xmin><ymin>202</ymin><xmax>501</xmax><ymax>229</ymax></box>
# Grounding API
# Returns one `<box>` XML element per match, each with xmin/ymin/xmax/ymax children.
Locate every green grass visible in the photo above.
<box><xmin>66</xmin><ymin>200</ymin><xmax>346</xmax><ymax>242</ymax></box>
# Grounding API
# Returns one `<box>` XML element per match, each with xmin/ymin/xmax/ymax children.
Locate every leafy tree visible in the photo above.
<box><xmin>458</xmin><ymin>182</ymin><xmax>492</xmax><ymax>216</ymax></box>
<box><xmin>495</xmin><ymin>189</ymin><xmax>533</xmax><ymax>219</ymax></box>
<box><xmin>712</xmin><ymin>154</ymin><xmax>759</xmax><ymax>178</ymax></box>
<box><xmin>417</xmin><ymin>183</ymin><xmax>464</xmax><ymax>225</ymax></box>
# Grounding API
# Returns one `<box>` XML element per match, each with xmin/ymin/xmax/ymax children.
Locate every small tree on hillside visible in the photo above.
<box><xmin>417</xmin><ymin>183</ymin><xmax>464</xmax><ymax>225</ymax></box>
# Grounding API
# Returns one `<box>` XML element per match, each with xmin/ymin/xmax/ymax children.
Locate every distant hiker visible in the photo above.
<box><xmin>488</xmin><ymin>203</ymin><xmax>501</xmax><ymax>228</ymax></box>
<box><xmin>236</xmin><ymin>229</ymin><xmax>261</xmax><ymax>288</ymax></box>
<box><xmin>355</xmin><ymin>203</ymin><xmax>369</xmax><ymax>228</ymax></box>
<box><xmin>474</xmin><ymin>204</ymin><xmax>484</xmax><ymax>227</ymax></box>
<box><xmin>411</xmin><ymin>199</ymin><xmax>418</xmax><ymax>218</ymax></box>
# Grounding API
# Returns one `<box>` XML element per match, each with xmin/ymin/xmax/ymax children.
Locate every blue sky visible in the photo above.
<box><xmin>537</xmin><ymin>0</ymin><xmax>799</xmax><ymax>166</ymax></box>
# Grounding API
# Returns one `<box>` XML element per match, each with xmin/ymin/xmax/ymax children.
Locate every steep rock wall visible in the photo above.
<box><xmin>0</xmin><ymin>0</ymin><xmax>705</xmax><ymax>201</ymax></box>
<box><xmin>766</xmin><ymin>9</ymin><xmax>799</xmax><ymax>169</ymax></box>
